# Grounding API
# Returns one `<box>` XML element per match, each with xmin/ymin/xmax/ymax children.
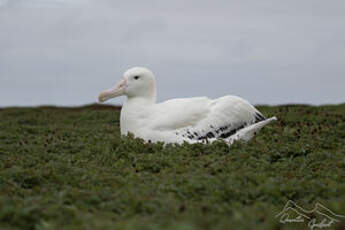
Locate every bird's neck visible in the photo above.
<box><xmin>120</xmin><ymin>96</ymin><xmax>155</xmax><ymax>135</ymax></box>
<box><xmin>125</xmin><ymin>95</ymin><xmax>156</xmax><ymax>106</ymax></box>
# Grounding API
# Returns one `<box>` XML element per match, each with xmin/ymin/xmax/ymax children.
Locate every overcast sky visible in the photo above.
<box><xmin>0</xmin><ymin>0</ymin><xmax>344</xmax><ymax>107</ymax></box>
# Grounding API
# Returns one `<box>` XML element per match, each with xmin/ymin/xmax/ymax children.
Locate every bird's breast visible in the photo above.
<box><xmin>120</xmin><ymin>103</ymin><xmax>152</xmax><ymax>136</ymax></box>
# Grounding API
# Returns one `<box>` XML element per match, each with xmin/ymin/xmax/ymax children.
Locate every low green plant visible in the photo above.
<box><xmin>0</xmin><ymin>104</ymin><xmax>344</xmax><ymax>230</ymax></box>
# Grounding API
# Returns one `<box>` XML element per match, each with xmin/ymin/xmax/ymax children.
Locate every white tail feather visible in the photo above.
<box><xmin>227</xmin><ymin>116</ymin><xmax>277</xmax><ymax>144</ymax></box>
<box><xmin>193</xmin><ymin>116</ymin><xmax>277</xmax><ymax>145</ymax></box>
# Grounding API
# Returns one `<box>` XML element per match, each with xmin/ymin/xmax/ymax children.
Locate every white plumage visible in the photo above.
<box><xmin>98</xmin><ymin>67</ymin><xmax>276</xmax><ymax>145</ymax></box>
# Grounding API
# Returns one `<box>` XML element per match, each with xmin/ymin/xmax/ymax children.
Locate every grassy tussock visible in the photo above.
<box><xmin>0</xmin><ymin>104</ymin><xmax>344</xmax><ymax>230</ymax></box>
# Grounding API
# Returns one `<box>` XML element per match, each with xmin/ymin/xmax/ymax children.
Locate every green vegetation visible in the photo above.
<box><xmin>0</xmin><ymin>104</ymin><xmax>344</xmax><ymax>230</ymax></box>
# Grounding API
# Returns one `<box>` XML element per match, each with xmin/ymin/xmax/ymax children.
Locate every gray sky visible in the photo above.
<box><xmin>0</xmin><ymin>0</ymin><xmax>344</xmax><ymax>107</ymax></box>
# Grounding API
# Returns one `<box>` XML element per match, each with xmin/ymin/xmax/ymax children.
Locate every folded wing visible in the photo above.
<box><xmin>149</xmin><ymin>95</ymin><xmax>266</xmax><ymax>140</ymax></box>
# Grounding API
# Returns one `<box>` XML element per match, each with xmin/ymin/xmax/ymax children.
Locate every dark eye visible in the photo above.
<box><xmin>134</xmin><ymin>76</ymin><xmax>140</xmax><ymax>80</ymax></box>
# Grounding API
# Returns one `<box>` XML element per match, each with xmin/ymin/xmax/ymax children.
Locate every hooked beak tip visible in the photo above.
<box><xmin>98</xmin><ymin>91</ymin><xmax>108</xmax><ymax>103</ymax></box>
<box><xmin>98</xmin><ymin>94</ymin><xmax>105</xmax><ymax>103</ymax></box>
<box><xmin>98</xmin><ymin>78</ymin><xmax>127</xmax><ymax>103</ymax></box>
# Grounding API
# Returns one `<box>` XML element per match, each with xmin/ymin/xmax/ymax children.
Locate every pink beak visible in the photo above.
<box><xmin>98</xmin><ymin>79</ymin><xmax>127</xmax><ymax>103</ymax></box>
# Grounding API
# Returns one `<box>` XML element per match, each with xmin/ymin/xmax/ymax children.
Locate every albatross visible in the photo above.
<box><xmin>98</xmin><ymin>67</ymin><xmax>276</xmax><ymax>145</ymax></box>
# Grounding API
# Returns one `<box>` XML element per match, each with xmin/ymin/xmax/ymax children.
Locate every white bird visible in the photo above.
<box><xmin>98</xmin><ymin>67</ymin><xmax>276</xmax><ymax>145</ymax></box>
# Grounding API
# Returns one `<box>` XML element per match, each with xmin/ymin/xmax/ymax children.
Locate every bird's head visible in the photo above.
<box><xmin>98</xmin><ymin>67</ymin><xmax>157</xmax><ymax>103</ymax></box>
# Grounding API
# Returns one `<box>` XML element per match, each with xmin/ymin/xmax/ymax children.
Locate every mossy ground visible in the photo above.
<box><xmin>0</xmin><ymin>104</ymin><xmax>344</xmax><ymax>230</ymax></box>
